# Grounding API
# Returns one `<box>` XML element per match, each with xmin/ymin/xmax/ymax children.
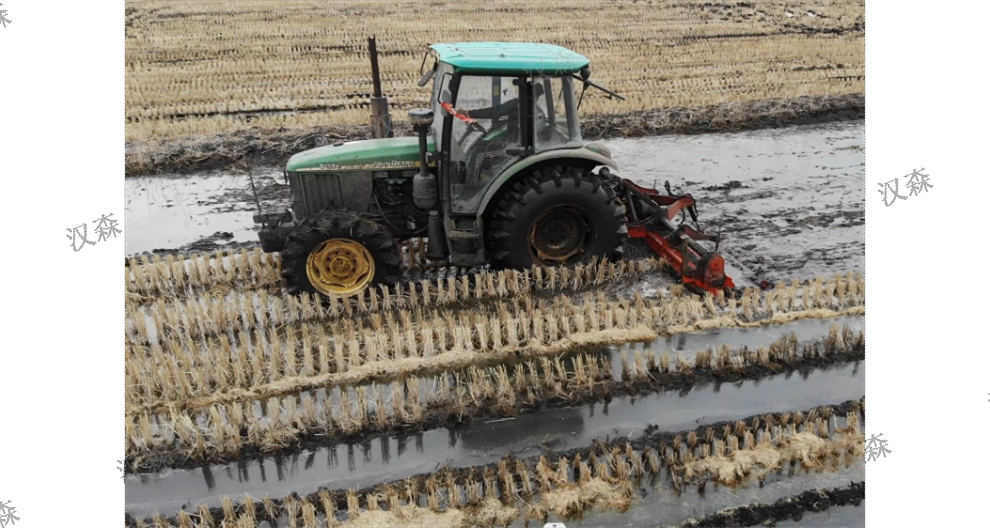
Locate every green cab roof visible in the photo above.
<box><xmin>429</xmin><ymin>42</ymin><xmax>590</xmax><ymax>75</ymax></box>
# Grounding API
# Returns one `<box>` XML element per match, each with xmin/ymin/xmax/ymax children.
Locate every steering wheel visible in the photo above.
<box><xmin>538</xmin><ymin>121</ymin><xmax>570</xmax><ymax>143</ymax></box>
<box><xmin>440</xmin><ymin>102</ymin><xmax>490</xmax><ymax>146</ymax></box>
<box><xmin>459</xmin><ymin>120</ymin><xmax>491</xmax><ymax>145</ymax></box>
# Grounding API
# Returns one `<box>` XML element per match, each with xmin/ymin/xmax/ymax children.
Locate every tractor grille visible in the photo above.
<box><xmin>288</xmin><ymin>171</ymin><xmax>374</xmax><ymax>220</ymax></box>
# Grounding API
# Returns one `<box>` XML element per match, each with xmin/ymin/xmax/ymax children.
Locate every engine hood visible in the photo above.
<box><xmin>287</xmin><ymin>136</ymin><xmax>436</xmax><ymax>172</ymax></box>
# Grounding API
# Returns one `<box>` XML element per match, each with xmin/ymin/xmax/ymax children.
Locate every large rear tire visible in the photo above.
<box><xmin>488</xmin><ymin>165</ymin><xmax>627</xmax><ymax>269</ymax></box>
<box><xmin>281</xmin><ymin>212</ymin><xmax>401</xmax><ymax>297</ymax></box>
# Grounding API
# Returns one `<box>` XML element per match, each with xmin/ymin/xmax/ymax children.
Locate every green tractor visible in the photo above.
<box><xmin>254</xmin><ymin>42</ymin><xmax>733</xmax><ymax>297</ymax></box>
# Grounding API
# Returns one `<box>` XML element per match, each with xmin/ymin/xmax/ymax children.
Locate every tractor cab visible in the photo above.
<box><xmin>419</xmin><ymin>43</ymin><xmax>605</xmax><ymax>216</ymax></box>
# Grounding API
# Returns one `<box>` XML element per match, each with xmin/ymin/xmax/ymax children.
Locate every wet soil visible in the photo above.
<box><xmin>124</xmin><ymin>121</ymin><xmax>866</xmax><ymax>523</ymax></box>
<box><xmin>125</xmin><ymin>171</ymin><xmax>287</xmax><ymax>253</ymax></box>
<box><xmin>675</xmin><ymin>482</ymin><xmax>864</xmax><ymax>528</ymax></box>
<box><xmin>611</xmin><ymin>120</ymin><xmax>864</xmax><ymax>282</ymax></box>
<box><xmin>125</xmin><ymin>121</ymin><xmax>864</xmax><ymax>282</ymax></box>
<box><xmin>565</xmin><ymin>473</ymin><xmax>865</xmax><ymax>527</ymax></box>
<box><xmin>771</xmin><ymin>499</ymin><xmax>863</xmax><ymax>527</ymax></box>
<box><xmin>130</xmin><ymin>326</ymin><xmax>863</xmax><ymax>474</ymax></box>
<box><xmin>125</xmin><ymin>358</ymin><xmax>863</xmax><ymax>517</ymax></box>
<box><xmin>127</xmin><ymin>401</ymin><xmax>864</xmax><ymax>526</ymax></box>
<box><xmin>125</xmin><ymin>94</ymin><xmax>863</xmax><ymax>176</ymax></box>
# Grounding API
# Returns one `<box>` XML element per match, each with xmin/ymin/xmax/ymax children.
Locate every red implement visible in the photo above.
<box><xmin>622</xmin><ymin>179</ymin><xmax>735</xmax><ymax>295</ymax></box>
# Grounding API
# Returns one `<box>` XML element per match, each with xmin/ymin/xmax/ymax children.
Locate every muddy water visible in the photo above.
<box><xmin>563</xmin><ymin>458</ymin><xmax>864</xmax><ymax>527</ymax></box>
<box><xmin>150</xmin><ymin>315</ymin><xmax>862</xmax><ymax>433</ymax></box>
<box><xmin>606</xmin><ymin>314</ymin><xmax>863</xmax><ymax>380</ymax></box>
<box><xmin>125</xmin><ymin>170</ymin><xmax>284</xmax><ymax>253</ymax></box>
<box><xmin>610</xmin><ymin>120</ymin><xmax>865</xmax><ymax>281</ymax></box>
<box><xmin>125</xmin><ymin>121</ymin><xmax>864</xmax><ymax>281</ymax></box>
<box><xmin>774</xmin><ymin>501</ymin><xmax>864</xmax><ymax>527</ymax></box>
<box><xmin>627</xmin><ymin>314</ymin><xmax>863</xmax><ymax>363</ymax></box>
<box><xmin>125</xmin><ymin>360</ymin><xmax>862</xmax><ymax>517</ymax></box>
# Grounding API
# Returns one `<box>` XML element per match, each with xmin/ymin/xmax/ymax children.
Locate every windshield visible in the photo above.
<box><xmin>449</xmin><ymin>74</ymin><xmax>519</xmax><ymax>169</ymax></box>
<box><xmin>534</xmin><ymin>75</ymin><xmax>582</xmax><ymax>151</ymax></box>
<box><xmin>430</xmin><ymin>61</ymin><xmax>453</xmax><ymax>145</ymax></box>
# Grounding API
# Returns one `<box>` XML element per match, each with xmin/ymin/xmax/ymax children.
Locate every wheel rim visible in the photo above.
<box><xmin>306</xmin><ymin>238</ymin><xmax>375</xmax><ymax>296</ymax></box>
<box><xmin>529</xmin><ymin>205</ymin><xmax>594</xmax><ymax>264</ymax></box>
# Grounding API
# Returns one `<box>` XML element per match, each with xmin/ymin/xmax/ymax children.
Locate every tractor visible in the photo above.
<box><xmin>253</xmin><ymin>42</ymin><xmax>733</xmax><ymax>297</ymax></box>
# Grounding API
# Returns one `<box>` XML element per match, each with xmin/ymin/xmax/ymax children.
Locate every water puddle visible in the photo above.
<box><xmin>126</xmin><ymin>361</ymin><xmax>862</xmax><ymax>517</ymax></box>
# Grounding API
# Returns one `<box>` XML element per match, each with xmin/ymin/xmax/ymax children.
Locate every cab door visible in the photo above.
<box><xmin>444</xmin><ymin>75</ymin><xmax>535</xmax><ymax>215</ymax></box>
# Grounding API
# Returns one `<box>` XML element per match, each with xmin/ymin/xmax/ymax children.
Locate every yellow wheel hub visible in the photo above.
<box><xmin>306</xmin><ymin>238</ymin><xmax>375</xmax><ymax>296</ymax></box>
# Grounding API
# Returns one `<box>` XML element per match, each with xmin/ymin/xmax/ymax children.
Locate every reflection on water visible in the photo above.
<box><xmin>127</xmin><ymin>359</ymin><xmax>862</xmax><ymax>517</ymax></box>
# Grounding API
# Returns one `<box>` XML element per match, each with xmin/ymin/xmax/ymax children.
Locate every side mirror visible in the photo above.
<box><xmin>580</xmin><ymin>65</ymin><xmax>591</xmax><ymax>81</ymax></box>
<box><xmin>440</xmin><ymin>89</ymin><xmax>452</xmax><ymax>104</ymax></box>
<box><xmin>417</xmin><ymin>67</ymin><xmax>435</xmax><ymax>87</ymax></box>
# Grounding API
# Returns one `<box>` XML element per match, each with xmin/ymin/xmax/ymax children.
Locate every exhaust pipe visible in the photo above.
<box><xmin>407</xmin><ymin>108</ymin><xmax>447</xmax><ymax>261</ymax></box>
<box><xmin>409</xmin><ymin>108</ymin><xmax>436</xmax><ymax>210</ymax></box>
<box><xmin>426</xmin><ymin>210</ymin><xmax>448</xmax><ymax>261</ymax></box>
<box><xmin>368</xmin><ymin>36</ymin><xmax>394</xmax><ymax>139</ymax></box>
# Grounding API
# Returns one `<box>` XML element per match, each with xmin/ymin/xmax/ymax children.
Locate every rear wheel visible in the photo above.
<box><xmin>281</xmin><ymin>212</ymin><xmax>401</xmax><ymax>297</ymax></box>
<box><xmin>488</xmin><ymin>165</ymin><xmax>626</xmax><ymax>269</ymax></box>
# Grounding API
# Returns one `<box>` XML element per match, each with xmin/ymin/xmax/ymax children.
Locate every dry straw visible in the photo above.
<box><xmin>125</xmin><ymin>1</ymin><xmax>863</xmax><ymax>147</ymax></box>
<box><xmin>127</xmin><ymin>352</ymin><xmax>612</xmax><ymax>467</ymax></box>
<box><xmin>125</xmin><ymin>252</ymin><xmax>662</xmax><ymax>322</ymax></box>
<box><xmin>621</xmin><ymin>324</ymin><xmax>866</xmax><ymax>382</ymax></box>
<box><xmin>125</xmin><ymin>248</ymin><xmax>281</xmax><ymax>299</ymax></box>
<box><xmin>126</xmin><ymin>272</ymin><xmax>864</xmax><ymax>416</ymax></box>
<box><xmin>136</xmin><ymin>400</ymin><xmax>864</xmax><ymax>528</ymax></box>
<box><xmin>126</xmin><ymin>323</ymin><xmax>863</xmax><ymax>469</ymax></box>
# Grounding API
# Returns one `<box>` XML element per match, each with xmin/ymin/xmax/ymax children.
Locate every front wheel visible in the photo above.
<box><xmin>281</xmin><ymin>212</ymin><xmax>401</xmax><ymax>297</ymax></box>
<box><xmin>488</xmin><ymin>165</ymin><xmax>627</xmax><ymax>269</ymax></box>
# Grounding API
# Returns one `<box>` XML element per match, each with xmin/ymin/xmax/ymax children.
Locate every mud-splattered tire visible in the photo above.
<box><xmin>281</xmin><ymin>212</ymin><xmax>401</xmax><ymax>297</ymax></box>
<box><xmin>488</xmin><ymin>165</ymin><xmax>627</xmax><ymax>269</ymax></box>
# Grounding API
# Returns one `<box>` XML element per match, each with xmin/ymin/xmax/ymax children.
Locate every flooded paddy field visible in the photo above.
<box><xmin>126</xmin><ymin>121</ymin><xmax>864</xmax><ymax>284</ymax></box>
<box><xmin>125</xmin><ymin>122</ymin><xmax>865</xmax><ymax>527</ymax></box>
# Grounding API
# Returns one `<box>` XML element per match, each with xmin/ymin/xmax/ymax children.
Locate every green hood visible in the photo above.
<box><xmin>287</xmin><ymin>136</ymin><xmax>436</xmax><ymax>172</ymax></box>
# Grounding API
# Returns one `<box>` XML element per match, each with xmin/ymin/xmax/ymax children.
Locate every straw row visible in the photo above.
<box><xmin>126</xmin><ymin>352</ymin><xmax>612</xmax><ymax>470</ymax></box>
<box><xmin>678</xmin><ymin>481</ymin><xmax>865</xmax><ymax>528</ymax></box>
<box><xmin>126</xmin><ymin>290</ymin><xmax>656</xmax><ymax>412</ymax></box>
<box><xmin>125</xmin><ymin>1</ymin><xmax>864</xmax><ymax>144</ymax></box>
<box><xmin>126</xmin><ymin>256</ymin><xmax>671</xmax><ymax>340</ymax></box>
<box><xmin>131</xmin><ymin>400</ymin><xmax>865</xmax><ymax>527</ymax></box>
<box><xmin>125</xmin><ymin>238</ymin><xmax>454</xmax><ymax>301</ymax></box>
<box><xmin>619</xmin><ymin>323</ymin><xmax>865</xmax><ymax>385</ymax></box>
<box><xmin>130</xmin><ymin>267</ymin><xmax>863</xmax><ymax>347</ymax></box>
<box><xmin>126</xmin><ymin>274</ymin><xmax>865</xmax><ymax>414</ymax></box>
<box><xmin>126</xmin><ymin>248</ymin><xmax>281</xmax><ymax>298</ymax></box>
<box><xmin>125</xmin><ymin>252</ymin><xmax>665</xmax><ymax>308</ymax></box>
<box><xmin>125</xmin><ymin>323</ymin><xmax>863</xmax><ymax>470</ymax></box>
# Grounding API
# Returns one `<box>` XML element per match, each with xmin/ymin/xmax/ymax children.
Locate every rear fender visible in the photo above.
<box><xmin>476</xmin><ymin>147</ymin><xmax>618</xmax><ymax>220</ymax></box>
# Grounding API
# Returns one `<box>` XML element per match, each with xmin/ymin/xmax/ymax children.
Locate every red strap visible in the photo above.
<box><xmin>440</xmin><ymin>102</ymin><xmax>477</xmax><ymax>124</ymax></box>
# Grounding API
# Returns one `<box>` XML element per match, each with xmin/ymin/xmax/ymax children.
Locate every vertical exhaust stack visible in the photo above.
<box><xmin>368</xmin><ymin>36</ymin><xmax>394</xmax><ymax>139</ymax></box>
<box><xmin>409</xmin><ymin>107</ymin><xmax>436</xmax><ymax>209</ymax></box>
<box><xmin>408</xmin><ymin>108</ymin><xmax>448</xmax><ymax>261</ymax></box>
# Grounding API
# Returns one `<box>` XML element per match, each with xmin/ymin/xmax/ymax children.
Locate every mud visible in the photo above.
<box><xmin>128</xmin><ymin>324</ymin><xmax>863</xmax><ymax>474</ymax></box>
<box><xmin>127</xmin><ymin>400</ymin><xmax>864</xmax><ymax>526</ymax></box>
<box><xmin>628</xmin><ymin>314</ymin><xmax>863</xmax><ymax>367</ymax></box>
<box><xmin>772</xmin><ymin>499</ymin><xmax>864</xmax><ymax>527</ymax></box>
<box><xmin>125</xmin><ymin>121</ymin><xmax>864</xmax><ymax>281</ymax></box>
<box><xmin>566</xmin><ymin>469</ymin><xmax>865</xmax><ymax>527</ymax></box>
<box><xmin>674</xmin><ymin>481</ymin><xmax>864</xmax><ymax>528</ymax></box>
<box><xmin>125</xmin><ymin>94</ymin><xmax>863</xmax><ymax>176</ymax></box>
<box><xmin>124</xmin><ymin>120</ymin><xmax>866</xmax><ymax>525</ymax></box>
<box><xmin>125</xmin><ymin>171</ymin><xmax>287</xmax><ymax>254</ymax></box>
<box><xmin>611</xmin><ymin>120</ymin><xmax>864</xmax><ymax>281</ymax></box>
<box><xmin>125</xmin><ymin>361</ymin><xmax>862</xmax><ymax>517</ymax></box>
